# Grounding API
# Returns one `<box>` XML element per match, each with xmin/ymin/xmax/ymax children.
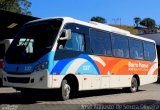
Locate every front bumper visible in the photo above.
<box><xmin>2</xmin><ymin>69</ymin><xmax>52</xmax><ymax>89</ymax></box>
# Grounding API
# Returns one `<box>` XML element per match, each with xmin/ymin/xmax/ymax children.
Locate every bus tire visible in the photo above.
<box><xmin>60</xmin><ymin>79</ymin><xmax>72</xmax><ymax>100</ymax></box>
<box><xmin>123</xmin><ymin>77</ymin><xmax>138</xmax><ymax>93</ymax></box>
<box><xmin>130</xmin><ymin>77</ymin><xmax>138</xmax><ymax>93</ymax></box>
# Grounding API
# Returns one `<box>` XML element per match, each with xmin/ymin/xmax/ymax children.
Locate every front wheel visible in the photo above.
<box><xmin>60</xmin><ymin>79</ymin><xmax>71</xmax><ymax>100</ymax></box>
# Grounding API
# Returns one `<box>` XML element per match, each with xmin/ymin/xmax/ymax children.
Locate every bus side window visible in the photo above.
<box><xmin>143</xmin><ymin>41</ymin><xmax>156</xmax><ymax>61</ymax></box>
<box><xmin>58</xmin><ymin>32</ymin><xmax>85</xmax><ymax>52</ymax></box>
<box><xmin>90</xmin><ymin>29</ymin><xmax>112</xmax><ymax>56</ymax></box>
<box><xmin>130</xmin><ymin>39</ymin><xmax>144</xmax><ymax>60</ymax></box>
<box><xmin>113</xmin><ymin>49</ymin><xmax>124</xmax><ymax>57</ymax></box>
<box><xmin>64</xmin><ymin>38</ymin><xmax>72</xmax><ymax>50</ymax></box>
<box><xmin>111</xmin><ymin>34</ymin><xmax>129</xmax><ymax>58</ymax></box>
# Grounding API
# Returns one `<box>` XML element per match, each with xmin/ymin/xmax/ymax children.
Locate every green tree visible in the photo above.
<box><xmin>91</xmin><ymin>16</ymin><xmax>106</xmax><ymax>24</ymax></box>
<box><xmin>140</xmin><ymin>18</ymin><xmax>156</xmax><ymax>29</ymax></box>
<box><xmin>0</xmin><ymin>0</ymin><xmax>32</xmax><ymax>15</ymax></box>
<box><xmin>134</xmin><ymin>17</ymin><xmax>141</xmax><ymax>27</ymax></box>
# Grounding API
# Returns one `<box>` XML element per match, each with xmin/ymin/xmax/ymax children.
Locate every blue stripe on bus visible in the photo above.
<box><xmin>50</xmin><ymin>54</ymin><xmax>100</xmax><ymax>75</ymax></box>
<box><xmin>78</xmin><ymin>54</ymin><xmax>100</xmax><ymax>74</ymax></box>
<box><xmin>50</xmin><ymin>58</ymin><xmax>74</xmax><ymax>74</ymax></box>
<box><xmin>76</xmin><ymin>61</ymin><xmax>99</xmax><ymax>75</ymax></box>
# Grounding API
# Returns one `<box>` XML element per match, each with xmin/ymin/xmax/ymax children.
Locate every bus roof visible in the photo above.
<box><xmin>27</xmin><ymin>17</ymin><xmax>156</xmax><ymax>43</ymax></box>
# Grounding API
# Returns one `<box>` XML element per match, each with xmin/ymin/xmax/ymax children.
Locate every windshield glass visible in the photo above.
<box><xmin>6</xmin><ymin>19</ymin><xmax>62</xmax><ymax>64</ymax></box>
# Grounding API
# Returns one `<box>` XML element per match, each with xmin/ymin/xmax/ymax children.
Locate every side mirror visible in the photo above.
<box><xmin>59</xmin><ymin>29</ymin><xmax>71</xmax><ymax>40</ymax></box>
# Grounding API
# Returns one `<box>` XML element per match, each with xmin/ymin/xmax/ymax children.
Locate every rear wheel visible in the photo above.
<box><xmin>123</xmin><ymin>77</ymin><xmax>138</xmax><ymax>93</ymax></box>
<box><xmin>130</xmin><ymin>77</ymin><xmax>138</xmax><ymax>93</ymax></box>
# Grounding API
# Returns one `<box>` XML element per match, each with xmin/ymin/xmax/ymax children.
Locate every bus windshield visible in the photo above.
<box><xmin>5</xmin><ymin>19</ymin><xmax>62</xmax><ymax>64</ymax></box>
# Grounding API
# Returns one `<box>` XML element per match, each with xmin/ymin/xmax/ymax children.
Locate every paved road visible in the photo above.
<box><xmin>0</xmin><ymin>83</ymin><xmax>160</xmax><ymax>110</ymax></box>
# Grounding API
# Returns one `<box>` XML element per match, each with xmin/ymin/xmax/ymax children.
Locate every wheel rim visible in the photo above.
<box><xmin>131</xmin><ymin>78</ymin><xmax>137</xmax><ymax>92</ymax></box>
<box><xmin>63</xmin><ymin>83</ymin><xmax>71</xmax><ymax>99</ymax></box>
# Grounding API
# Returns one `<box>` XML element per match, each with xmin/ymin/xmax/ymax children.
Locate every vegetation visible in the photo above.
<box><xmin>140</xmin><ymin>18</ymin><xmax>156</xmax><ymax>29</ymax></box>
<box><xmin>90</xmin><ymin>16</ymin><xmax>158</xmax><ymax>35</ymax></box>
<box><xmin>91</xmin><ymin>16</ymin><xmax>106</xmax><ymax>24</ymax></box>
<box><xmin>110</xmin><ymin>25</ymin><xmax>138</xmax><ymax>35</ymax></box>
<box><xmin>134</xmin><ymin>17</ymin><xmax>141</xmax><ymax>28</ymax></box>
<box><xmin>0</xmin><ymin>0</ymin><xmax>32</xmax><ymax>15</ymax></box>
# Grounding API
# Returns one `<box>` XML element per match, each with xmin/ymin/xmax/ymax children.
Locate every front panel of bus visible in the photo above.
<box><xmin>3</xmin><ymin>18</ymin><xmax>63</xmax><ymax>89</ymax></box>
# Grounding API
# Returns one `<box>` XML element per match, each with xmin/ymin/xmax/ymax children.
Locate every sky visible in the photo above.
<box><xmin>29</xmin><ymin>0</ymin><xmax>160</xmax><ymax>26</ymax></box>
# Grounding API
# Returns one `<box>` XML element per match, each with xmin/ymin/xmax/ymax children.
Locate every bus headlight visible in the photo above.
<box><xmin>34</xmin><ymin>61</ymin><xmax>48</xmax><ymax>72</ymax></box>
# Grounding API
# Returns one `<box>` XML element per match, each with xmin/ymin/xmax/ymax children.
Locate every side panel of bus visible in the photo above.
<box><xmin>53</xmin><ymin>23</ymin><xmax>158</xmax><ymax>91</ymax></box>
<box><xmin>52</xmin><ymin>54</ymin><xmax>157</xmax><ymax>91</ymax></box>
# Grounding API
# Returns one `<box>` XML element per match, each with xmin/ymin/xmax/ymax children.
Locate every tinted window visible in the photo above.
<box><xmin>90</xmin><ymin>29</ymin><xmax>112</xmax><ymax>56</ymax></box>
<box><xmin>64</xmin><ymin>23</ymin><xmax>90</xmax><ymax>53</ymax></box>
<box><xmin>63</xmin><ymin>32</ymin><xmax>85</xmax><ymax>52</ymax></box>
<box><xmin>143</xmin><ymin>41</ymin><xmax>156</xmax><ymax>61</ymax></box>
<box><xmin>111</xmin><ymin>34</ymin><xmax>129</xmax><ymax>58</ymax></box>
<box><xmin>6</xmin><ymin>19</ymin><xmax>62</xmax><ymax>64</ymax></box>
<box><xmin>130</xmin><ymin>39</ymin><xmax>144</xmax><ymax>59</ymax></box>
<box><xmin>18</xmin><ymin>39</ymin><xmax>34</xmax><ymax>53</ymax></box>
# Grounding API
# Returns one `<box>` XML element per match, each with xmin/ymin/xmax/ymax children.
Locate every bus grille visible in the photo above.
<box><xmin>7</xmin><ymin>72</ymin><xmax>31</xmax><ymax>75</ymax></box>
<box><xmin>7</xmin><ymin>77</ymin><xmax>30</xmax><ymax>83</ymax></box>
